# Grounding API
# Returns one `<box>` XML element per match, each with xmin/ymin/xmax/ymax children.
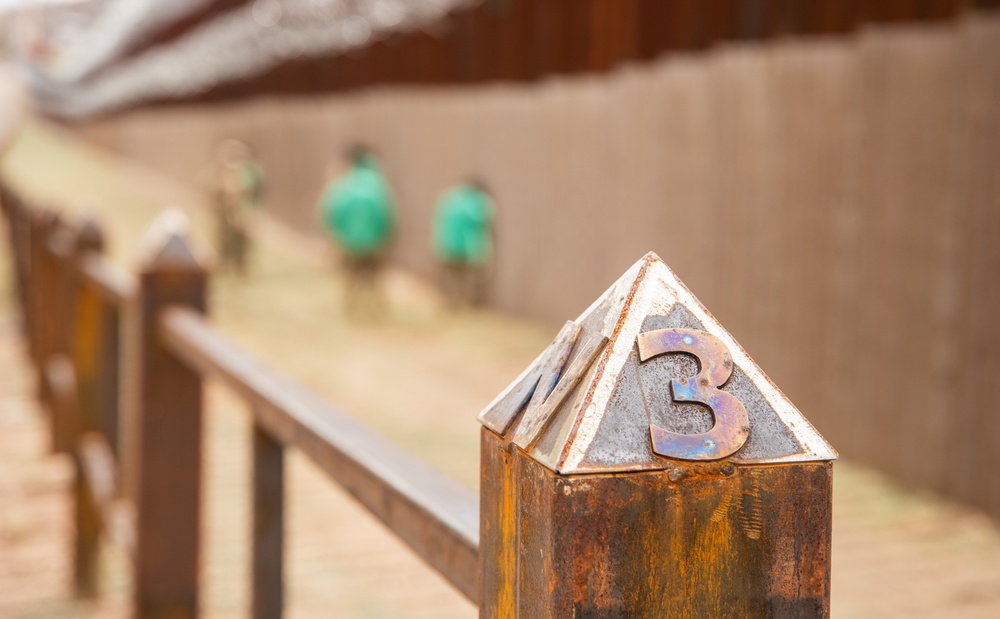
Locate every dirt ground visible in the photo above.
<box><xmin>2</xmin><ymin>118</ymin><xmax>1000</xmax><ymax>619</ymax></box>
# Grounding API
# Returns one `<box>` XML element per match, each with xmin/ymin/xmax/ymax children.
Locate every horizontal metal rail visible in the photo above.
<box><xmin>43</xmin><ymin>354</ymin><xmax>77</xmax><ymax>453</ymax></box>
<box><xmin>157</xmin><ymin>306</ymin><xmax>481</xmax><ymax>604</ymax></box>
<box><xmin>44</xmin><ymin>349</ymin><xmax>137</xmax><ymax>560</ymax></box>
<box><xmin>79</xmin><ymin>254</ymin><xmax>135</xmax><ymax>306</ymax></box>
<box><xmin>78</xmin><ymin>433</ymin><xmax>136</xmax><ymax>559</ymax></box>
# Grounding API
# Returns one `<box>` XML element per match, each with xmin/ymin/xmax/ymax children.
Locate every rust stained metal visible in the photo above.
<box><xmin>479</xmin><ymin>252</ymin><xmax>835</xmax><ymax>617</ymax></box>
<box><xmin>479</xmin><ymin>429</ymin><xmax>833</xmax><ymax>618</ymax></box>
<box><xmin>638</xmin><ymin>327</ymin><xmax>750</xmax><ymax>461</ymax></box>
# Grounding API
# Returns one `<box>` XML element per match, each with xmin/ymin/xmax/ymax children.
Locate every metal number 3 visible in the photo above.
<box><xmin>637</xmin><ymin>328</ymin><xmax>750</xmax><ymax>461</ymax></box>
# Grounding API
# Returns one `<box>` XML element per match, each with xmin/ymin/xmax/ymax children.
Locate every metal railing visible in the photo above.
<box><xmin>0</xmin><ymin>186</ymin><xmax>477</xmax><ymax>617</ymax></box>
<box><xmin>0</xmin><ymin>180</ymin><xmax>836</xmax><ymax>619</ymax></box>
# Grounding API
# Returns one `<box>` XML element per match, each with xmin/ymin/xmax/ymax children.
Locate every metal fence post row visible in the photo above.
<box><xmin>477</xmin><ymin>252</ymin><xmax>837</xmax><ymax>618</ymax></box>
<box><xmin>128</xmin><ymin>211</ymin><xmax>207</xmax><ymax>619</ymax></box>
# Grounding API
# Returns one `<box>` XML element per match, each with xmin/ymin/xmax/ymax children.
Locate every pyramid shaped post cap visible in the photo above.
<box><xmin>33</xmin><ymin>206</ymin><xmax>59</xmax><ymax>228</ymax></box>
<box><xmin>74</xmin><ymin>217</ymin><xmax>104</xmax><ymax>253</ymax></box>
<box><xmin>134</xmin><ymin>208</ymin><xmax>204</xmax><ymax>272</ymax></box>
<box><xmin>478</xmin><ymin>252</ymin><xmax>837</xmax><ymax>476</ymax></box>
<box><xmin>48</xmin><ymin>224</ymin><xmax>76</xmax><ymax>256</ymax></box>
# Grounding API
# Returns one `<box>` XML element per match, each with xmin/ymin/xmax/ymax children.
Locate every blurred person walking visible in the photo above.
<box><xmin>432</xmin><ymin>179</ymin><xmax>494</xmax><ymax>309</ymax></box>
<box><xmin>319</xmin><ymin>146</ymin><xmax>395</xmax><ymax>317</ymax></box>
<box><xmin>211</xmin><ymin>139</ymin><xmax>264</xmax><ymax>274</ymax></box>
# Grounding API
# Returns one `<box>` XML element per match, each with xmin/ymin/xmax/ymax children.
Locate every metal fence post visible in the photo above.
<box><xmin>0</xmin><ymin>186</ymin><xmax>29</xmax><ymax>320</ymax></box>
<box><xmin>129</xmin><ymin>211</ymin><xmax>207</xmax><ymax>619</ymax></box>
<box><xmin>252</xmin><ymin>415</ymin><xmax>284</xmax><ymax>619</ymax></box>
<box><xmin>47</xmin><ymin>223</ymin><xmax>79</xmax><ymax>454</ymax></box>
<box><xmin>70</xmin><ymin>218</ymin><xmax>105</xmax><ymax>597</ymax></box>
<box><xmin>478</xmin><ymin>253</ymin><xmax>837</xmax><ymax>618</ymax></box>
<box><xmin>10</xmin><ymin>195</ymin><xmax>31</xmax><ymax>325</ymax></box>
<box><xmin>28</xmin><ymin>208</ymin><xmax>57</xmax><ymax>368</ymax></box>
<box><xmin>99</xmin><ymin>295</ymin><xmax>123</xmax><ymax>462</ymax></box>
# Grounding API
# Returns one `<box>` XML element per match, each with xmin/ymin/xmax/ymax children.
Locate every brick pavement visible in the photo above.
<box><xmin>1</xmin><ymin>118</ymin><xmax>1000</xmax><ymax>619</ymax></box>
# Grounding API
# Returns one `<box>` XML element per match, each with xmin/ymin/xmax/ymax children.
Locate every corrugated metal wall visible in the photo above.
<box><xmin>166</xmin><ymin>0</ymin><xmax>994</xmax><ymax>102</ymax></box>
<box><xmin>80</xmin><ymin>15</ymin><xmax>1000</xmax><ymax>517</ymax></box>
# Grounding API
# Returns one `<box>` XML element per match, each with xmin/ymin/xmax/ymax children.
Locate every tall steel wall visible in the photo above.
<box><xmin>80</xmin><ymin>16</ymin><xmax>1000</xmax><ymax>518</ymax></box>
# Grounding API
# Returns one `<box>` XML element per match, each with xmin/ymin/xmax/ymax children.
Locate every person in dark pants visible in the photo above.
<box><xmin>319</xmin><ymin>147</ymin><xmax>395</xmax><ymax>317</ymax></box>
<box><xmin>432</xmin><ymin>179</ymin><xmax>495</xmax><ymax>309</ymax></box>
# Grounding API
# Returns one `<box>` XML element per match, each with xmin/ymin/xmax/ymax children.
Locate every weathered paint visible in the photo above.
<box><xmin>479</xmin><ymin>253</ymin><xmax>835</xmax><ymax>617</ymax></box>
<box><xmin>481</xmin><ymin>429</ymin><xmax>832</xmax><ymax>618</ymax></box>
<box><xmin>480</xmin><ymin>430</ymin><xmax>517</xmax><ymax>619</ymax></box>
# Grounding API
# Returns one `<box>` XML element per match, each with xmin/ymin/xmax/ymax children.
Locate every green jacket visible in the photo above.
<box><xmin>240</xmin><ymin>161</ymin><xmax>265</xmax><ymax>207</ymax></box>
<box><xmin>433</xmin><ymin>185</ymin><xmax>494</xmax><ymax>265</ymax></box>
<box><xmin>321</xmin><ymin>157</ymin><xmax>395</xmax><ymax>256</ymax></box>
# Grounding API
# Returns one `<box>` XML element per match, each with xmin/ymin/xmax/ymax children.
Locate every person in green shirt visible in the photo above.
<box><xmin>239</xmin><ymin>156</ymin><xmax>265</xmax><ymax>213</ymax></box>
<box><xmin>432</xmin><ymin>179</ymin><xmax>495</xmax><ymax>308</ymax></box>
<box><xmin>319</xmin><ymin>146</ymin><xmax>396</xmax><ymax>316</ymax></box>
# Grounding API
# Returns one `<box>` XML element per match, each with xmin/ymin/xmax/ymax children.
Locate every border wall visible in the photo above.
<box><xmin>77</xmin><ymin>15</ymin><xmax>1000</xmax><ymax>517</ymax></box>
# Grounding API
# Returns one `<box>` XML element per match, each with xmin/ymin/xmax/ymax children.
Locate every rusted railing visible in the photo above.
<box><xmin>0</xmin><ymin>186</ymin><xmax>478</xmax><ymax>616</ymax></box>
<box><xmin>0</xmin><ymin>181</ymin><xmax>836</xmax><ymax>618</ymax></box>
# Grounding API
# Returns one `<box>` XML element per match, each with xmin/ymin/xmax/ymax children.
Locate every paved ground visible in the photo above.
<box><xmin>2</xmin><ymin>116</ymin><xmax>1000</xmax><ymax>619</ymax></box>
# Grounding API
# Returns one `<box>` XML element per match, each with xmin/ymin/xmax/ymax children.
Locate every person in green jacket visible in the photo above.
<box><xmin>432</xmin><ymin>179</ymin><xmax>495</xmax><ymax>308</ymax></box>
<box><xmin>319</xmin><ymin>146</ymin><xmax>396</xmax><ymax>316</ymax></box>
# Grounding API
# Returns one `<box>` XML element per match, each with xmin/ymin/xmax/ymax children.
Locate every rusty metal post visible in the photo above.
<box><xmin>70</xmin><ymin>219</ymin><xmax>105</xmax><ymax>597</ymax></box>
<box><xmin>28</xmin><ymin>208</ymin><xmax>58</xmax><ymax>367</ymax></box>
<box><xmin>14</xmin><ymin>197</ymin><xmax>32</xmax><ymax>324</ymax></box>
<box><xmin>0</xmin><ymin>187</ymin><xmax>28</xmax><ymax>321</ymax></box>
<box><xmin>478</xmin><ymin>252</ymin><xmax>837</xmax><ymax>618</ymax></box>
<box><xmin>71</xmin><ymin>219</ymin><xmax>106</xmax><ymax>440</ymax></box>
<box><xmin>128</xmin><ymin>211</ymin><xmax>207</xmax><ymax>619</ymax></box>
<box><xmin>47</xmin><ymin>223</ymin><xmax>79</xmax><ymax>454</ymax></box>
<box><xmin>10</xmin><ymin>195</ymin><xmax>30</xmax><ymax>321</ymax></box>
<box><xmin>252</xmin><ymin>417</ymin><xmax>284</xmax><ymax>619</ymax></box>
<box><xmin>99</xmin><ymin>295</ymin><xmax>122</xmax><ymax>460</ymax></box>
